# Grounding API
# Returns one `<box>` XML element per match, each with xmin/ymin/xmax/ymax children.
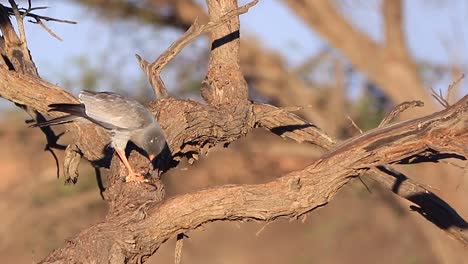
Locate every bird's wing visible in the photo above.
<box><xmin>79</xmin><ymin>91</ymin><xmax>154</xmax><ymax>130</ymax></box>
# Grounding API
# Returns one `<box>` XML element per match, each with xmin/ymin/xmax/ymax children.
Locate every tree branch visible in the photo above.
<box><xmin>41</xmin><ymin>96</ymin><xmax>468</xmax><ymax>262</ymax></box>
<box><xmin>75</xmin><ymin>0</ymin><xmax>340</xmax><ymax>131</ymax></box>
<box><xmin>383</xmin><ymin>0</ymin><xmax>407</xmax><ymax>57</ymax></box>
<box><xmin>379</xmin><ymin>100</ymin><xmax>424</xmax><ymax>127</ymax></box>
<box><xmin>136</xmin><ymin>0</ymin><xmax>258</xmax><ymax>99</ymax></box>
<box><xmin>201</xmin><ymin>0</ymin><xmax>249</xmax><ymax>105</ymax></box>
<box><xmin>252</xmin><ymin>103</ymin><xmax>336</xmax><ymax>149</ymax></box>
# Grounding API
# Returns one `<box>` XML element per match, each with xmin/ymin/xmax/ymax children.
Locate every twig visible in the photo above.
<box><xmin>31</xmin><ymin>18</ymin><xmax>63</xmax><ymax>41</ymax></box>
<box><xmin>136</xmin><ymin>0</ymin><xmax>259</xmax><ymax>99</ymax></box>
<box><xmin>5</xmin><ymin>1</ymin><xmax>74</xmax><ymax>41</ymax></box>
<box><xmin>174</xmin><ymin>233</ymin><xmax>186</xmax><ymax>264</ymax></box>
<box><xmin>446</xmin><ymin>73</ymin><xmax>465</xmax><ymax>105</ymax></box>
<box><xmin>431</xmin><ymin>75</ymin><xmax>464</xmax><ymax>109</ymax></box>
<box><xmin>4</xmin><ymin>5</ymin><xmax>76</xmax><ymax>24</ymax></box>
<box><xmin>19</xmin><ymin>0</ymin><xmax>48</xmax><ymax>16</ymax></box>
<box><xmin>8</xmin><ymin>0</ymin><xmax>73</xmax><ymax>41</ymax></box>
<box><xmin>346</xmin><ymin>115</ymin><xmax>362</xmax><ymax>133</ymax></box>
<box><xmin>255</xmin><ymin>221</ymin><xmax>272</xmax><ymax>237</ymax></box>
<box><xmin>379</xmin><ymin>100</ymin><xmax>424</xmax><ymax>127</ymax></box>
<box><xmin>431</xmin><ymin>87</ymin><xmax>449</xmax><ymax>108</ymax></box>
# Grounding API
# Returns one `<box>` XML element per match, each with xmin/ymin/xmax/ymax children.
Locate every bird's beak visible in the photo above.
<box><xmin>149</xmin><ymin>154</ymin><xmax>156</xmax><ymax>161</ymax></box>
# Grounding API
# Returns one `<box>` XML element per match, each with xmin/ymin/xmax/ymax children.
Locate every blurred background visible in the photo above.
<box><xmin>1</xmin><ymin>0</ymin><xmax>467</xmax><ymax>263</ymax></box>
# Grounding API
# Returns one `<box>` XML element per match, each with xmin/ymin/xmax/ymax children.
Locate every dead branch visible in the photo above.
<box><xmin>4</xmin><ymin>4</ymin><xmax>76</xmax><ymax>24</ymax></box>
<box><xmin>252</xmin><ymin>103</ymin><xmax>336</xmax><ymax>149</ymax></box>
<box><xmin>432</xmin><ymin>87</ymin><xmax>451</xmax><ymax>108</ymax></box>
<box><xmin>432</xmin><ymin>74</ymin><xmax>465</xmax><ymax>108</ymax></box>
<box><xmin>174</xmin><ymin>233</ymin><xmax>185</xmax><ymax>264</ymax></box>
<box><xmin>4</xmin><ymin>1</ymin><xmax>74</xmax><ymax>42</ymax></box>
<box><xmin>447</xmin><ymin>73</ymin><xmax>465</xmax><ymax>105</ymax></box>
<box><xmin>379</xmin><ymin>100</ymin><xmax>424</xmax><ymax>127</ymax></box>
<box><xmin>346</xmin><ymin>115</ymin><xmax>363</xmax><ymax>134</ymax></box>
<box><xmin>8</xmin><ymin>0</ymin><xmax>27</xmax><ymax>48</ymax></box>
<box><xmin>136</xmin><ymin>0</ymin><xmax>258</xmax><ymax>99</ymax></box>
<box><xmin>33</xmin><ymin>18</ymin><xmax>63</xmax><ymax>41</ymax></box>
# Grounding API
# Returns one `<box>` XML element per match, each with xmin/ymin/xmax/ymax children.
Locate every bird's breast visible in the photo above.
<box><xmin>112</xmin><ymin>130</ymin><xmax>132</xmax><ymax>149</ymax></box>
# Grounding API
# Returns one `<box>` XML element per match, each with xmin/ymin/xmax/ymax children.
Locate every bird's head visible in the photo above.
<box><xmin>145</xmin><ymin>136</ymin><xmax>165</xmax><ymax>161</ymax></box>
<box><xmin>140</xmin><ymin>124</ymin><xmax>166</xmax><ymax>162</ymax></box>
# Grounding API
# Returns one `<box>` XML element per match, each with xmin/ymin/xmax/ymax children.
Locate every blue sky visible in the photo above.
<box><xmin>5</xmin><ymin>0</ymin><xmax>468</xmax><ymax>99</ymax></box>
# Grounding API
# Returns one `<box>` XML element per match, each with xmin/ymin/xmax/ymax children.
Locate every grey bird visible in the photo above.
<box><xmin>32</xmin><ymin>90</ymin><xmax>166</xmax><ymax>182</ymax></box>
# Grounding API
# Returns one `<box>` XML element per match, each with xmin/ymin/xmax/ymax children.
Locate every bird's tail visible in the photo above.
<box><xmin>48</xmin><ymin>103</ymin><xmax>86</xmax><ymax>116</ymax></box>
<box><xmin>30</xmin><ymin>103</ymin><xmax>86</xmax><ymax>127</ymax></box>
<box><xmin>30</xmin><ymin>115</ymin><xmax>79</xmax><ymax>127</ymax></box>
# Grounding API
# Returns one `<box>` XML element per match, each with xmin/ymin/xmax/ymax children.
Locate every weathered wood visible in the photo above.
<box><xmin>40</xmin><ymin>96</ymin><xmax>468</xmax><ymax>263</ymax></box>
<box><xmin>0</xmin><ymin>1</ymin><xmax>466</xmax><ymax>263</ymax></box>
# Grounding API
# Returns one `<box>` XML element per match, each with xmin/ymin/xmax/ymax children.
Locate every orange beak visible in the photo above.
<box><xmin>149</xmin><ymin>154</ymin><xmax>156</xmax><ymax>161</ymax></box>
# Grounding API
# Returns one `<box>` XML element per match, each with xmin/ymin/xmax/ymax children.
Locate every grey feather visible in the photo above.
<box><xmin>32</xmin><ymin>90</ymin><xmax>167</xmax><ymax>161</ymax></box>
<box><xmin>79</xmin><ymin>91</ymin><xmax>154</xmax><ymax>130</ymax></box>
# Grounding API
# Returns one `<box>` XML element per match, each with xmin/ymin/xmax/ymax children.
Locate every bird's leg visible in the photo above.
<box><xmin>114</xmin><ymin>147</ymin><xmax>148</xmax><ymax>182</ymax></box>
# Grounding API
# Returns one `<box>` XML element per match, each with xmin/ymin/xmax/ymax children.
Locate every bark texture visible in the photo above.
<box><xmin>0</xmin><ymin>1</ymin><xmax>466</xmax><ymax>263</ymax></box>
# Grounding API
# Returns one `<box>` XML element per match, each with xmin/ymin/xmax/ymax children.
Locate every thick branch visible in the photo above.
<box><xmin>0</xmin><ymin>68</ymin><xmax>76</xmax><ymax>111</ymax></box>
<box><xmin>383</xmin><ymin>0</ymin><xmax>407</xmax><ymax>57</ymax></box>
<box><xmin>201</xmin><ymin>0</ymin><xmax>249</xmax><ymax>105</ymax></box>
<box><xmin>42</xmin><ymin>96</ymin><xmax>468</xmax><ymax>262</ymax></box>
<box><xmin>0</xmin><ymin>3</ymin><xmax>38</xmax><ymax>75</ymax></box>
<box><xmin>136</xmin><ymin>0</ymin><xmax>258</xmax><ymax>99</ymax></box>
<box><xmin>252</xmin><ymin>103</ymin><xmax>336</xmax><ymax>149</ymax></box>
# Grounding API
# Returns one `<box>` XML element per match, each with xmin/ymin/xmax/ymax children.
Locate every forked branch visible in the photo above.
<box><xmin>136</xmin><ymin>0</ymin><xmax>259</xmax><ymax>99</ymax></box>
<box><xmin>41</xmin><ymin>96</ymin><xmax>468</xmax><ymax>263</ymax></box>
